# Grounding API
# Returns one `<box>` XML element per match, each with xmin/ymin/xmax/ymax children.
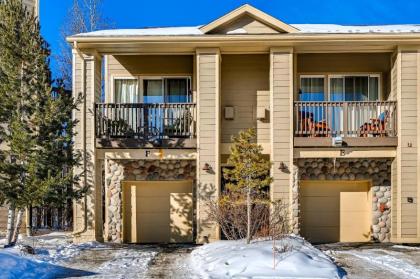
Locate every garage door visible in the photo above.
<box><xmin>122</xmin><ymin>180</ymin><xmax>193</xmax><ymax>244</ymax></box>
<box><xmin>300</xmin><ymin>180</ymin><xmax>371</xmax><ymax>243</ymax></box>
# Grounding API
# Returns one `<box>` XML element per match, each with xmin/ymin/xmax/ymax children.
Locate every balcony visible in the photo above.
<box><xmin>95</xmin><ymin>103</ymin><xmax>197</xmax><ymax>148</ymax></box>
<box><xmin>293</xmin><ymin>101</ymin><xmax>398</xmax><ymax>147</ymax></box>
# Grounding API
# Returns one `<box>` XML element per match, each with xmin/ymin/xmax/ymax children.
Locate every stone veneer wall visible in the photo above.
<box><xmin>105</xmin><ymin>159</ymin><xmax>196</xmax><ymax>242</ymax></box>
<box><xmin>293</xmin><ymin>158</ymin><xmax>392</xmax><ymax>242</ymax></box>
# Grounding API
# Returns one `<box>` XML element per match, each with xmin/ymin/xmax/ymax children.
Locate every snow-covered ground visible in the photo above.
<box><xmin>1</xmin><ymin>232</ymin><xmax>419</xmax><ymax>279</ymax></box>
<box><xmin>190</xmin><ymin>236</ymin><xmax>343</xmax><ymax>278</ymax></box>
<box><xmin>323</xmin><ymin>244</ymin><xmax>420</xmax><ymax>279</ymax></box>
<box><xmin>0</xmin><ymin>232</ymin><xmax>158</xmax><ymax>279</ymax></box>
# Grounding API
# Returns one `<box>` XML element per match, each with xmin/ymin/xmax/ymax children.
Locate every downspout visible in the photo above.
<box><xmin>73</xmin><ymin>41</ymin><xmax>88</xmax><ymax>237</ymax></box>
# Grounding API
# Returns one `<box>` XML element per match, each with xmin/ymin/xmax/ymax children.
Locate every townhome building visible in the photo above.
<box><xmin>67</xmin><ymin>4</ymin><xmax>420</xmax><ymax>244</ymax></box>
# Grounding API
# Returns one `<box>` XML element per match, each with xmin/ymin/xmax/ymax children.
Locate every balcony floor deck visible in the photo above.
<box><xmin>294</xmin><ymin>136</ymin><xmax>397</xmax><ymax>148</ymax></box>
<box><xmin>96</xmin><ymin>137</ymin><xmax>197</xmax><ymax>149</ymax></box>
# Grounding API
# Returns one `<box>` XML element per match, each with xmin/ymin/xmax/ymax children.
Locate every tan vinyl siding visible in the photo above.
<box><xmin>399</xmin><ymin>51</ymin><xmax>418</xmax><ymax>238</ymax></box>
<box><xmin>390</xmin><ymin>53</ymin><xmax>398</xmax><ymax>101</ymax></box>
<box><xmin>106</xmin><ymin>55</ymin><xmax>193</xmax><ymax>101</ymax></box>
<box><xmin>271</xmin><ymin>50</ymin><xmax>293</xmax><ymax>201</ymax></box>
<box><xmin>107</xmin><ymin>55</ymin><xmax>193</xmax><ymax>76</ymax></box>
<box><xmin>73</xmin><ymin>54</ymin><xmax>103</xmax><ymax>242</ymax></box>
<box><xmin>391</xmin><ymin>53</ymin><xmax>399</xmax><ymax>239</ymax></box>
<box><xmin>210</xmin><ymin>14</ymin><xmax>279</xmax><ymax>34</ymax></box>
<box><xmin>196</xmin><ymin>49</ymin><xmax>220</xmax><ymax>243</ymax></box>
<box><xmin>221</xmin><ymin>54</ymin><xmax>269</xmax><ymax>144</ymax></box>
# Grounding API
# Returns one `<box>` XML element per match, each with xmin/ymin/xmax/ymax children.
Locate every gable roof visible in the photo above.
<box><xmin>199</xmin><ymin>4</ymin><xmax>299</xmax><ymax>34</ymax></box>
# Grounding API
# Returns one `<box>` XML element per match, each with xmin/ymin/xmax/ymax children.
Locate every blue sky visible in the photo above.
<box><xmin>40</xmin><ymin>0</ymin><xmax>420</xmax><ymax>78</ymax></box>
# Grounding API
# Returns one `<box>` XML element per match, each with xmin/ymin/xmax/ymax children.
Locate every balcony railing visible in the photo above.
<box><xmin>95</xmin><ymin>103</ymin><xmax>197</xmax><ymax>140</ymax></box>
<box><xmin>294</xmin><ymin>101</ymin><xmax>397</xmax><ymax>138</ymax></box>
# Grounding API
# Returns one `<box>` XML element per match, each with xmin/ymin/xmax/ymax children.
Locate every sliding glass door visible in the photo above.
<box><xmin>141</xmin><ymin>77</ymin><xmax>192</xmax><ymax>137</ymax></box>
<box><xmin>329</xmin><ymin>75</ymin><xmax>378</xmax><ymax>101</ymax></box>
<box><xmin>329</xmin><ymin>75</ymin><xmax>380</xmax><ymax>134</ymax></box>
<box><xmin>142</xmin><ymin>77</ymin><xmax>191</xmax><ymax>103</ymax></box>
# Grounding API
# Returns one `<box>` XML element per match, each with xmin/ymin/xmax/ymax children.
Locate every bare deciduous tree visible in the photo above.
<box><xmin>56</xmin><ymin>0</ymin><xmax>112</xmax><ymax>88</ymax></box>
<box><xmin>206</xmin><ymin>192</ymin><xmax>290</xmax><ymax>241</ymax></box>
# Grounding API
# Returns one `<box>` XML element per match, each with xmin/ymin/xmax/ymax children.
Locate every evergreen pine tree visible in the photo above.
<box><xmin>223</xmin><ymin>128</ymin><xmax>273</xmax><ymax>243</ymax></box>
<box><xmin>0</xmin><ymin>0</ymin><xmax>82</xmax><ymax>244</ymax></box>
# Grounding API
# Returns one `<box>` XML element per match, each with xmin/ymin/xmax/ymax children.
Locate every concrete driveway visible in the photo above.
<box><xmin>317</xmin><ymin>243</ymin><xmax>420</xmax><ymax>279</ymax></box>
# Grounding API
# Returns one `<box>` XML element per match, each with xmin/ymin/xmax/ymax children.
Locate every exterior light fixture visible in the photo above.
<box><xmin>202</xmin><ymin>163</ymin><xmax>212</xmax><ymax>172</ymax></box>
<box><xmin>278</xmin><ymin>162</ymin><xmax>287</xmax><ymax>171</ymax></box>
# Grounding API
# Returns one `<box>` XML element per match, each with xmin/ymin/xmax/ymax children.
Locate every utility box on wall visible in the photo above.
<box><xmin>224</xmin><ymin>106</ymin><xmax>235</xmax><ymax>120</ymax></box>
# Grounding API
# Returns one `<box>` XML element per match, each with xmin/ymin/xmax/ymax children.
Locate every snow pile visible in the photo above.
<box><xmin>0</xmin><ymin>250</ymin><xmax>91</xmax><ymax>279</ymax></box>
<box><xmin>191</xmin><ymin>236</ymin><xmax>342</xmax><ymax>279</ymax></box>
<box><xmin>0</xmin><ymin>233</ymin><xmax>104</xmax><ymax>278</ymax></box>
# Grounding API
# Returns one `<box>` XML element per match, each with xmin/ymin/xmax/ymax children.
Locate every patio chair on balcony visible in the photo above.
<box><xmin>297</xmin><ymin>111</ymin><xmax>330</xmax><ymax>137</ymax></box>
<box><xmin>358</xmin><ymin>110</ymin><xmax>389</xmax><ymax>137</ymax></box>
<box><xmin>104</xmin><ymin>118</ymin><xmax>135</xmax><ymax>138</ymax></box>
<box><xmin>135</xmin><ymin>126</ymin><xmax>162</xmax><ymax>143</ymax></box>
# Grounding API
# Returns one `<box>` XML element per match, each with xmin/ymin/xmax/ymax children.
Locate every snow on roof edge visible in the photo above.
<box><xmin>72</xmin><ymin>24</ymin><xmax>420</xmax><ymax>37</ymax></box>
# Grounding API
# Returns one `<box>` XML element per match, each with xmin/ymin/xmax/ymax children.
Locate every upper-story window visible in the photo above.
<box><xmin>299</xmin><ymin>74</ymin><xmax>380</xmax><ymax>101</ymax></box>
<box><xmin>299</xmin><ymin>76</ymin><xmax>325</xmax><ymax>101</ymax></box>
<box><xmin>113</xmin><ymin>76</ymin><xmax>191</xmax><ymax>103</ymax></box>
<box><xmin>114</xmin><ymin>78</ymin><xmax>139</xmax><ymax>103</ymax></box>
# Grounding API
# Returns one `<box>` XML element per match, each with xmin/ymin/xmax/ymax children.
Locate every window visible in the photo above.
<box><xmin>165</xmin><ymin>78</ymin><xmax>190</xmax><ymax>103</ymax></box>
<box><xmin>143</xmin><ymin>77</ymin><xmax>191</xmax><ymax>103</ymax></box>
<box><xmin>299</xmin><ymin>76</ymin><xmax>325</xmax><ymax>101</ymax></box>
<box><xmin>114</xmin><ymin>78</ymin><xmax>139</xmax><ymax>103</ymax></box>
<box><xmin>143</xmin><ymin>79</ymin><xmax>163</xmax><ymax>103</ymax></box>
